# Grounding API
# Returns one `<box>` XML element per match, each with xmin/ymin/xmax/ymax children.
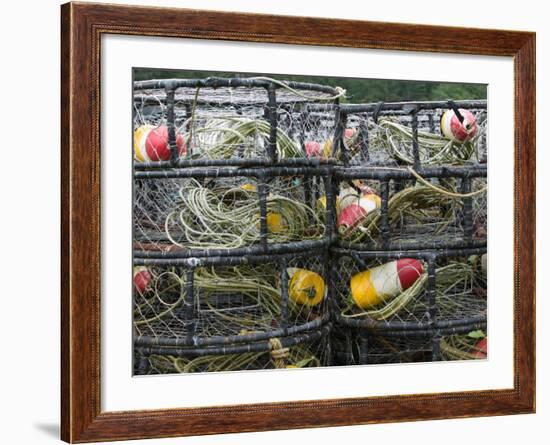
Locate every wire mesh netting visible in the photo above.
<box><xmin>330</xmin><ymin>328</ymin><xmax>434</xmax><ymax>365</ymax></box>
<box><xmin>301</xmin><ymin>110</ymin><xmax>338</xmax><ymax>157</ymax></box>
<box><xmin>332</xmin><ymin>327</ymin><xmax>487</xmax><ymax>366</ymax></box>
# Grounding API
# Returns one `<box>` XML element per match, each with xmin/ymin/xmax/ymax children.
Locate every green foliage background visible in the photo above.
<box><xmin>134</xmin><ymin>68</ymin><xmax>486</xmax><ymax>102</ymax></box>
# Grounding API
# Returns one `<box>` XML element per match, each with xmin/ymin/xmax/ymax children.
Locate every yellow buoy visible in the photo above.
<box><xmin>133</xmin><ymin>125</ymin><xmax>153</xmax><ymax>161</ymax></box>
<box><xmin>266</xmin><ymin>212</ymin><xmax>286</xmax><ymax>234</ymax></box>
<box><xmin>240</xmin><ymin>183</ymin><xmax>257</xmax><ymax>193</ymax></box>
<box><xmin>323</xmin><ymin>138</ymin><xmax>333</xmax><ymax>158</ymax></box>
<box><xmin>287</xmin><ymin>268</ymin><xmax>326</xmax><ymax>306</ymax></box>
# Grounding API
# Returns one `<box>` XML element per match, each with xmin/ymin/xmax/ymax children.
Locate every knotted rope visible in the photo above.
<box><xmin>269</xmin><ymin>337</ymin><xmax>289</xmax><ymax>369</ymax></box>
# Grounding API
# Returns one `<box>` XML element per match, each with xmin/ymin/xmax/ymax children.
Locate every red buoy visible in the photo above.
<box><xmin>337</xmin><ymin>204</ymin><xmax>367</xmax><ymax>233</ymax></box>
<box><xmin>472</xmin><ymin>338</ymin><xmax>487</xmax><ymax>359</ymax></box>
<box><xmin>145</xmin><ymin>126</ymin><xmax>186</xmax><ymax>161</ymax></box>
<box><xmin>133</xmin><ymin>266</ymin><xmax>152</xmax><ymax>295</ymax></box>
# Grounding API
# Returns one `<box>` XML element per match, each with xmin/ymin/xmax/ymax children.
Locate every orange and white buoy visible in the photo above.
<box><xmin>134</xmin><ymin>125</ymin><xmax>186</xmax><ymax>161</ymax></box>
<box><xmin>440</xmin><ymin>109</ymin><xmax>478</xmax><ymax>143</ymax></box>
<box><xmin>350</xmin><ymin>259</ymin><xmax>423</xmax><ymax>309</ymax></box>
<box><xmin>133</xmin><ymin>266</ymin><xmax>152</xmax><ymax>295</ymax></box>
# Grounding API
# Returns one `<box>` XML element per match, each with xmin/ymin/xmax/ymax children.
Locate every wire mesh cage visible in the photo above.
<box><xmin>133</xmin><ymin>77</ymin><xmax>345</xmax><ymax>166</ymax></box>
<box><xmin>133</xmin><ymin>249</ymin><xmax>332</xmax><ymax>374</ymax></box>
<box><xmin>331</xmin><ymin>329</ymin><xmax>434</xmax><ymax>365</ymax></box>
<box><xmin>332</xmin><ymin>323</ymin><xmax>486</xmax><ymax>366</ymax></box>
<box><xmin>133</xmin><ymin>167</ymin><xmax>332</xmax><ymax>257</ymax></box>
<box><xmin>332</xmin><ymin>248</ymin><xmax>487</xmax><ymax>334</ymax></box>
<box><xmin>332</xmin><ymin>166</ymin><xmax>487</xmax><ymax>250</ymax></box>
<box><xmin>315</xmin><ymin>100</ymin><xmax>487</xmax><ymax>167</ymax></box>
<box><xmin>135</xmin><ymin>324</ymin><xmax>331</xmax><ymax>375</ymax></box>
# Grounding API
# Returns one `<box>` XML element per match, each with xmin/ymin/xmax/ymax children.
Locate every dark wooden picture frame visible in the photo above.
<box><xmin>61</xmin><ymin>2</ymin><xmax>536</xmax><ymax>442</ymax></box>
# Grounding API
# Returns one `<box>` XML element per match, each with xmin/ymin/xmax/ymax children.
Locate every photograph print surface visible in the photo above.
<box><xmin>132</xmin><ymin>69</ymin><xmax>487</xmax><ymax>375</ymax></box>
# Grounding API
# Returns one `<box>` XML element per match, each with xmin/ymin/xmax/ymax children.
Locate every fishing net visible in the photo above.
<box><xmin>354</xmin><ymin>335</ymin><xmax>433</xmax><ymax>365</ymax></box>
<box><xmin>332</xmin><ymin>327</ymin><xmax>487</xmax><ymax>365</ymax></box>
<box><xmin>329</xmin><ymin>327</ymin><xmax>435</xmax><ymax>365</ymax></box>
<box><xmin>131</xmin><ymin>76</ymin><xmax>488</xmax><ymax>372</ymax></box>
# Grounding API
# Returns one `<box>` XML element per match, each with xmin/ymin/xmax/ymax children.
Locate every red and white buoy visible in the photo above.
<box><xmin>350</xmin><ymin>258</ymin><xmax>424</xmax><ymax>309</ymax></box>
<box><xmin>344</xmin><ymin>128</ymin><xmax>356</xmax><ymax>139</ymax></box>
<box><xmin>337</xmin><ymin>186</ymin><xmax>359</xmax><ymax>211</ymax></box>
<box><xmin>337</xmin><ymin>189</ymin><xmax>381</xmax><ymax>235</ymax></box>
<box><xmin>134</xmin><ymin>125</ymin><xmax>186</xmax><ymax>161</ymax></box>
<box><xmin>440</xmin><ymin>109</ymin><xmax>478</xmax><ymax>143</ymax></box>
<box><xmin>133</xmin><ymin>266</ymin><xmax>152</xmax><ymax>295</ymax></box>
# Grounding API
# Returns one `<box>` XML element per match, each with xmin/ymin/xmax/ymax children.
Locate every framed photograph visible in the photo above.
<box><xmin>61</xmin><ymin>2</ymin><xmax>535</xmax><ymax>442</ymax></box>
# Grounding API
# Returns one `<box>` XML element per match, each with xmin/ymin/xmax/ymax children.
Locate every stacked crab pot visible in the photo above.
<box><xmin>324</xmin><ymin>100</ymin><xmax>488</xmax><ymax>365</ymax></box>
<box><xmin>132</xmin><ymin>75</ymin><xmax>488</xmax><ymax>372</ymax></box>
<box><xmin>132</xmin><ymin>77</ymin><xmax>343</xmax><ymax>374</ymax></box>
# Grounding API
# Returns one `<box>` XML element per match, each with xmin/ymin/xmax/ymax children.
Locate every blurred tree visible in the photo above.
<box><xmin>133</xmin><ymin>68</ymin><xmax>486</xmax><ymax>101</ymax></box>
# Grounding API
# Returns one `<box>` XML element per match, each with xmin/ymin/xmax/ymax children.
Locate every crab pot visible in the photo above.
<box><xmin>133</xmin><ymin>77</ymin><xmax>342</xmax><ymax>166</ymax></box>
<box><xmin>133</xmin><ymin>166</ymin><xmax>334</xmax><ymax>258</ymax></box>
<box><xmin>332</xmin><ymin>165</ymin><xmax>487</xmax><ymax>250</ymax></box>
<box><xmin>342</xmin><ymin>324</ymin><xmax>487</xmax><ymax>365</ymax></box>
<box><xmin>134</xmin><ymin>324</ymin><xmax>331</xmax><ymax>375</ymax></box>
<box><xmin>309</xmin><ymin>100</ymin><xmax>487</xmax><ymax>167</ymax></box>
<box><xmin>348</xmin><ymin>333</ymin><xmax>433</xmax><ymax>365</ymax></box>
<box><xmin>332</xmin><ymin>247</ymin><xmax>487</xmax><ymax>364</ymax></box>
<box><xmin>133</xmin><ymin>249</ymin><xmax>331</xmax><ymax>375</ymax></box>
